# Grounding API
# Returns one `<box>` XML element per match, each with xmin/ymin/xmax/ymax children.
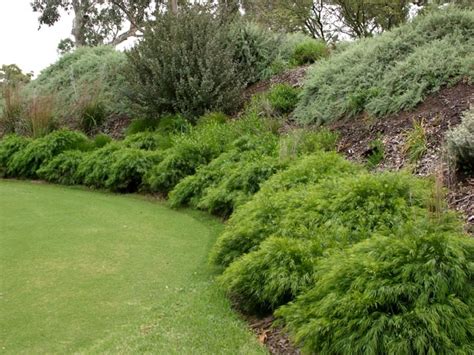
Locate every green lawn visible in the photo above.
<box><xmin>0</xmin><ymin>180</ymin><xmax>265</xmax><ymax>354</ymax></box>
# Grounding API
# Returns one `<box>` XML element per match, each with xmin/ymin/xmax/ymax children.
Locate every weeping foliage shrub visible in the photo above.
<box><xmin>210</xmin><ymin>152</ymin><xmax>363</xmax><ymax>267</ymax></box>
<box><xmin>123</xmin><ymin>132</ymin><xmax>172</xmax><ymax>151</ymax></box>
<box><xmin>126</xmin><ymin>6</ymin><xmax>243</xmax><ymax>120</ymax></box>
<box><xmin>447</xmin><ymin>106</ymin><xmax>474</xmax><ymax>174</ymax></box>
<box><xmin>277</xmin><ymin>216</ymin><xmax>474</xmax><ymax>354</ymax></box>
<box><xmin>7</xmin><ymin>129</ymin><xmax>90</xmax><ymax>178</ymax></box>
<box><xmin>219</xmin><ymin>237</ymin><xmax>318</xmax><ymax>312</ymax></box>
<box><xmin>76</xmin><ymin>142</ymin><xmax>123</xmax><ymax>188</ymax></box>
<box><xmin>0</xmin><ymin>134</ymin><xmax>30</xmax><ymax>177</ymax></box>
<box><xmin>146</xmin><ymin>116</ymin><xmax>270</xmax><ymax>194</ymax></box>
<box><xmin>106</xmin><ymin>149</ymin><xmax>163</xmax><ymax>192</ymax></box>
<box><xmin>169</xmin><ymin>133</ymin><xmax>278</xmax><ymax>209</ymax></box>
<box><xmin>37</xmin><ymin>151</ymin><xmax>85</xmax><ymax>185</ymax></box>
<box><xmin>294</xmin><ymin>8</ymin><xmax>474</xmax><ymax>125</ymax></box>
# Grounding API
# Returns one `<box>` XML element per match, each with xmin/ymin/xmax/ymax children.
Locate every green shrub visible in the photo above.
<box><xmin>210</xmin><ymin>152</ymin><xmax>363</xmax><ymax>267</ymax></box>
<box><xmin>125</xmin><ymin>118</ymin><xmax>160</xmax><ymax>135</ymax></box>
<box><xmin>157</xmin><ymin>114</ymin><xmax>191</xmax><ymax>134</ymax></box>
<box><xmin>126</xmin><ymin>6</ymin><xmax>243</xmax><ymax>119</ymax></box>
<box><xmin>447</xmin><ymin>107</ymin><xmax>474</xmax><ymax>174</ymax></box>
<box><xmin>93</xmin><ymin>133</ymin><xmax>112</xmax><ymax>148</ymax></box>
<box><xmin>37</xmin><ymin>150</ymin><xmax>85</xmax><ymax>185</ymax></box>
<box><xmin>106</xmin><ymin>149</ymin><xmax>163</xmax><ymax>192</ymax></box>
<box><xmin>366</xmin><ymin>138</ymin><xmax>385</xmax><ymax>169</ymax></box>
<box><xmin>291</xmin><ymin>39</ymin><xmax>329</xmax><ymax>66</ymax></box>
<box><xmin>211</xmin><ymin>171</ymin><xmax>429</xmax><ymax>268</ymax></box>
<box><xmin>123</xmin><ymin>132</ymin><xmax>172</xmax><ymax>151</ymax></box>
<box><xmin>76</xmin><ymin>143</ymin><xmax>122</xmax><ymax>187</ymax></box>
<box><xmin>279</xmin><ymin>129</ymin><xmax>339</xmax><ymax>159</ymax></box>
<box><xmin>294</xmin><ymin>8</ymin><xmax>474</xmax><ymax>124</ymax></box>
<box><xmin>277</xmin><ymin>216</ymin><xmax>474</xmax><ymax>354</ymax></box>
<box><xmin>267</xmin><ymin>84</ymin><xmax>301</xmax><ymax>115</ymax></box>
<box><xmin>219</xmin><ymin>237</ymin><xmax>317</xmax><ymax>312</ymax></box>
<box><xmin>197</xmin><ymin>112</ymin><xmax>229</xmax><ymax>127</ymax></box>
<box><xmin>7</xmin><ymin>130</ymin><xmax>90</xmax><ymax>178</ymax></box>
<box><xmin>0</xmin><ymin>135</ymin><xmax>31</xmax><ymax>177</ymax></box>
<box><xmin>23</xmin><ymin>46</ymin><xmax>128</xmax><ymax>124</ymax></box>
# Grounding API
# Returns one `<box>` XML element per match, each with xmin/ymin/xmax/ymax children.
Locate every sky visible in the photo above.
<box><xmin>0</xmin><ymin>1</ymin><xmax>73</xmax><ymax>77</ymax></box>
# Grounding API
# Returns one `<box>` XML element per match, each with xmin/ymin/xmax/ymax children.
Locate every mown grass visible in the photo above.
<box><xmin>0</xmin><ymin>180</ymin><xmax>265</xmax><ymax>354</ymax></box>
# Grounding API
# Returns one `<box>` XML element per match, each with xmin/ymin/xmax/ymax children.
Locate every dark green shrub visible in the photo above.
<box><xmin>219</xmin><ymin>237</ymin><xmax>317</xmax><ymax>312</ymax></box>
<box><xmin>125</xmin><ymin>118</ymin><xmax>160</xmax><ymax>135</ymax></box>
<box><xmin>277</xmin><ymin>216</ymin><xmax>474</xmax><ymax>354</ymax></box>
<box><xmin>126</xmin><ymin>6</ymin><xmax>243</xmax><ymax>119</ymax></box>
<box><xmin>211</xmin><ymin>171</ymin><xmax>430</xmax><ymax>268</ymax></box>
<box><xmin>106</xmin><ymin>149</ymin><xmax>163</xmax><ymax>192</ymax></box>
<box><xmin>294</xmin><ymin>8</ymin><xmax>474</xmax><ymax>124</ymax></box>
<box><xmin>0</xmin><ymin>135</ymin><xmax>30</xmax><ymax>177</ymax></box>
<box><xmin>210</xmin><ymin>152</ymin><xmax>363</xmax><ymax>267</ymax></box>
<box><xmin>37</xmin><ymin>150</ymin><xmax>85</xmax><ymax>185</ymax></box>
<box><xmin>291</xmin><ymin>39</ymin><xmax>329</xmax><ymax>66</ymax></box>
<box><xmin>7</xmin><ymin>130</ymin><xmax>90</xmax><ymax>178</ymax></box>
<box><xmin>93</xmin><ymin>133</ymin><xmax>112</xmax><ymax>148</ymax></box>
<box><xmin>267</xmin><ymin>84</ymin><xmax>301</xmax><ymax>115</ymax></box>
<box><xmin>76</xmin><ymin>142</ymin><xmax>122</xmax><ymax>187</ymax></box>
<box><xmin>123</xmin><ymin>132</ymin><xmax>172</xmax><ymax>151</ymax></box>
<box><xmin>447</xmin><ymin>107</ymin><xmax>474</xmax><ymax>174</ymax></box>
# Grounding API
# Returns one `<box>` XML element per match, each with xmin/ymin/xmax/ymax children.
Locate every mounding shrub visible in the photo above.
<box><xmin>126</xmin><ymin>5</ymin><xmax>243</xmax><ymax>119</ymax></box>
<box><xmin>294</xmin><ymin>8</ymin><xmax>474</xmax><ymax>125</ymax></box>
<box><xmin>196</xmin><ymin>112</ymin><xmax>229</xmax><ymax>127</ymax></box>
<box><xmin>37</xmin><ymin>150</ymin><xmax>85</xmax><ymax>185</ymax></box>
<box><xmin>0</xmin><ymin>135</ymin><xmax>30</xmax><ymax>177</ymax></box>
<box><xmin>106</xmin><ymin>149</ymin><xmax>163</xmax><ymax>192</ymax></box>
<box><xmin>447</xmin><ymin>106</ymin><xmax>474</xmax><ymax>174</ymax></box>
<box><xmin>210</xmin><ymin>152</ymin><xmax>364</xmax><ymax>267</ymax></box>
<box><xmin>219</xmin><ymin>237</ymin><xmax>318</xmax><ymax>312</ymax></box>
<box><xmin>93</xmin><ymin>133</ymin><xmax>112</xmax><ymax>148</ymax></box>
<box><xmin>7</xmin><ymin>130</ymin><xmax>90</xmax><ymax>178</ymax></box>
<box><xmin>277</xmin><ymin>216</ymin><xmax>474</xmax><ymax>354</ymax></box>
<box><xmin>23</xmin><ymin>46</ymin><xmax>128</xmax><ymax>123</ymax></box>
<box><xmin>279</xmin><ymin>129</ymin><xmax>339</xmax><ymax>159</ymax></box>
<box><xmin>291</xmin><ymin>39</ymin><xmax>329</xmax><ymax>66</ymax></box>
<box><xmin>76</xmin><ymin>142</ymin><xmax>123</xmax><ymax>188</ymax></box>
<box><xmin>123</xmin><ymin>132</ymin><xmax>172</xmax><ymax>151</ymax></box>
<box><xmin>125</xmin><ymin>118</ymin><xmax>160</xmax><ymax>135</ymax></box>
<box><xmin>211</xmin><ymin>171</ymin><xmax>430</xmax><ymax>268</ymax></box>
<box><xmin>267</xmin><ymin>84</ymin><xmax>301</xmax><ymax>115</ymax></box>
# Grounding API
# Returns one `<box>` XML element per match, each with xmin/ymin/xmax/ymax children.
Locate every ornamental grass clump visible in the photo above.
<box><xmin>277</xmin><ymin>215</ymin><xmax>474</xmax><ymax>354</ymax></box>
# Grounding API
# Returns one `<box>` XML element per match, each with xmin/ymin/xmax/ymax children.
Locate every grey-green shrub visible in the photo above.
<box><xmin>7</xmin><ymin>129</ymin><xmax>90</xmax><ymax>178</ymax></box>
<box><xmin>447</xmin><ymin>107</ymin><xmax>474</xmax><ymax>174</ymax></box>
<box><xmin>126</xmin><ymin>6</ymin><xmax>243</xmax><ymax>120</ymax></box>
<box><xmin>23</xmin><ymin>46</ymin><xmax>128</xmax><ymax>123</ymax></box>
<box><xmin>277</xmin><ymin>216</ymin><xmax>473</xmax><ymax>354</ymax></box>
<box><xmin>294</xmin><ymin>8</ymin><xmax>474</xmax><ymax>125</ymax></box>
<box><xmin>0</xmin><ymin>134</ymin><xmax>30</xmax><ymax>177</ymax></box>
<box><xmin>37</xmin><ymin>150</ymin><xmax>85</xmax><ymax>185</ymax></box>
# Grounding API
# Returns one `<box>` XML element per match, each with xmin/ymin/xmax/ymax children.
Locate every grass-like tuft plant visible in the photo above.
<box><xmin>403</xmin><ymin>119</ymin><xmax>428</xmax><ymax>163</ymax></box>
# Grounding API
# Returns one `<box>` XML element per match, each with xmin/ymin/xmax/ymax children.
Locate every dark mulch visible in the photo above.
<box><xmin>329</xmin><ymin>81</ymin><xmax>474</xmax><ymax>226</ymax></box>
<box><xmin>101</xmin><ymin>114</ymin><xmax>132</xmax><ymax>139</ymax></box>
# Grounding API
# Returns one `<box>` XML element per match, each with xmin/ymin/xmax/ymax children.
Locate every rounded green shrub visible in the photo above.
<box><xmin>125</xmin><ymin>118</ymin><xmax>160</xmax><ymax>135</ymax></box>
<box><xmin>277</xmin><ymin>217</ymin><xmax>474</xmax><ymax>354</ymax></box>
<box><xmin>7</xmin><ymin>130</ymin><xmax>90</xmax><ymax>178</ymax></box>
<box><xmin>197</xmin><ymin>112</ymin><xmax>229</xmax><ymax>127</ymax></box>
<box><xmin>291</xmin><ymin>39</ymin><xmax>329</xmax><ymax>66</ymax></box>
<box><xmin>37</xmin><ymin>150</ymin><xmax>85</xmax><ymax>185</ymax></box>
<box><xmin>93</xmin><ymin>133</ymin><xmax>112</xmax><ymax>148</ymax></box>
<box><xmin>123</xmin><ymin>132</ymin><xmax>172</xmax><ymax>151</ymax></box>
<box><xmin>219</xmin><ymin>237</ymin><xmax>318</xmax><ymax>312</ymax></box>
<box><xmin>106</xmin><ymin>149</ymin><xmax>163</xmax><ymax>192</ymax></box>
<box><xmin>0</xmin><ymin>135</ymin><xmax>31</xmax><ymax>177</ymax></box>
<box><xmin>267</xmin><ymin>84</ymin><xmax>301</xmax><ymax>115</ymax></box>
<box><xmin>76</xmin><ymin>142</ymin><xmax>123</xmax><ymax>188</ymax></box>
<box><xmin>157</xmin><ymin>114</ymin><xmax>191</xmax><ymax>134</ymax></box>
<box><xmin>279</xmin><ymin>129</ymin><xmax>339</xmax><ymax>158</ymax></box>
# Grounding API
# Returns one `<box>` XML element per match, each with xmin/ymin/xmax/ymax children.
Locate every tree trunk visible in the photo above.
<box><xmin>170</xmin><ymin>0</ymin><xmax>178</xmax><ymax>14</ymax></box>
<box><xmin>71</xmin><ymin>0</ymin><xmax>87</xmax><ymax>47</ymax></box>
